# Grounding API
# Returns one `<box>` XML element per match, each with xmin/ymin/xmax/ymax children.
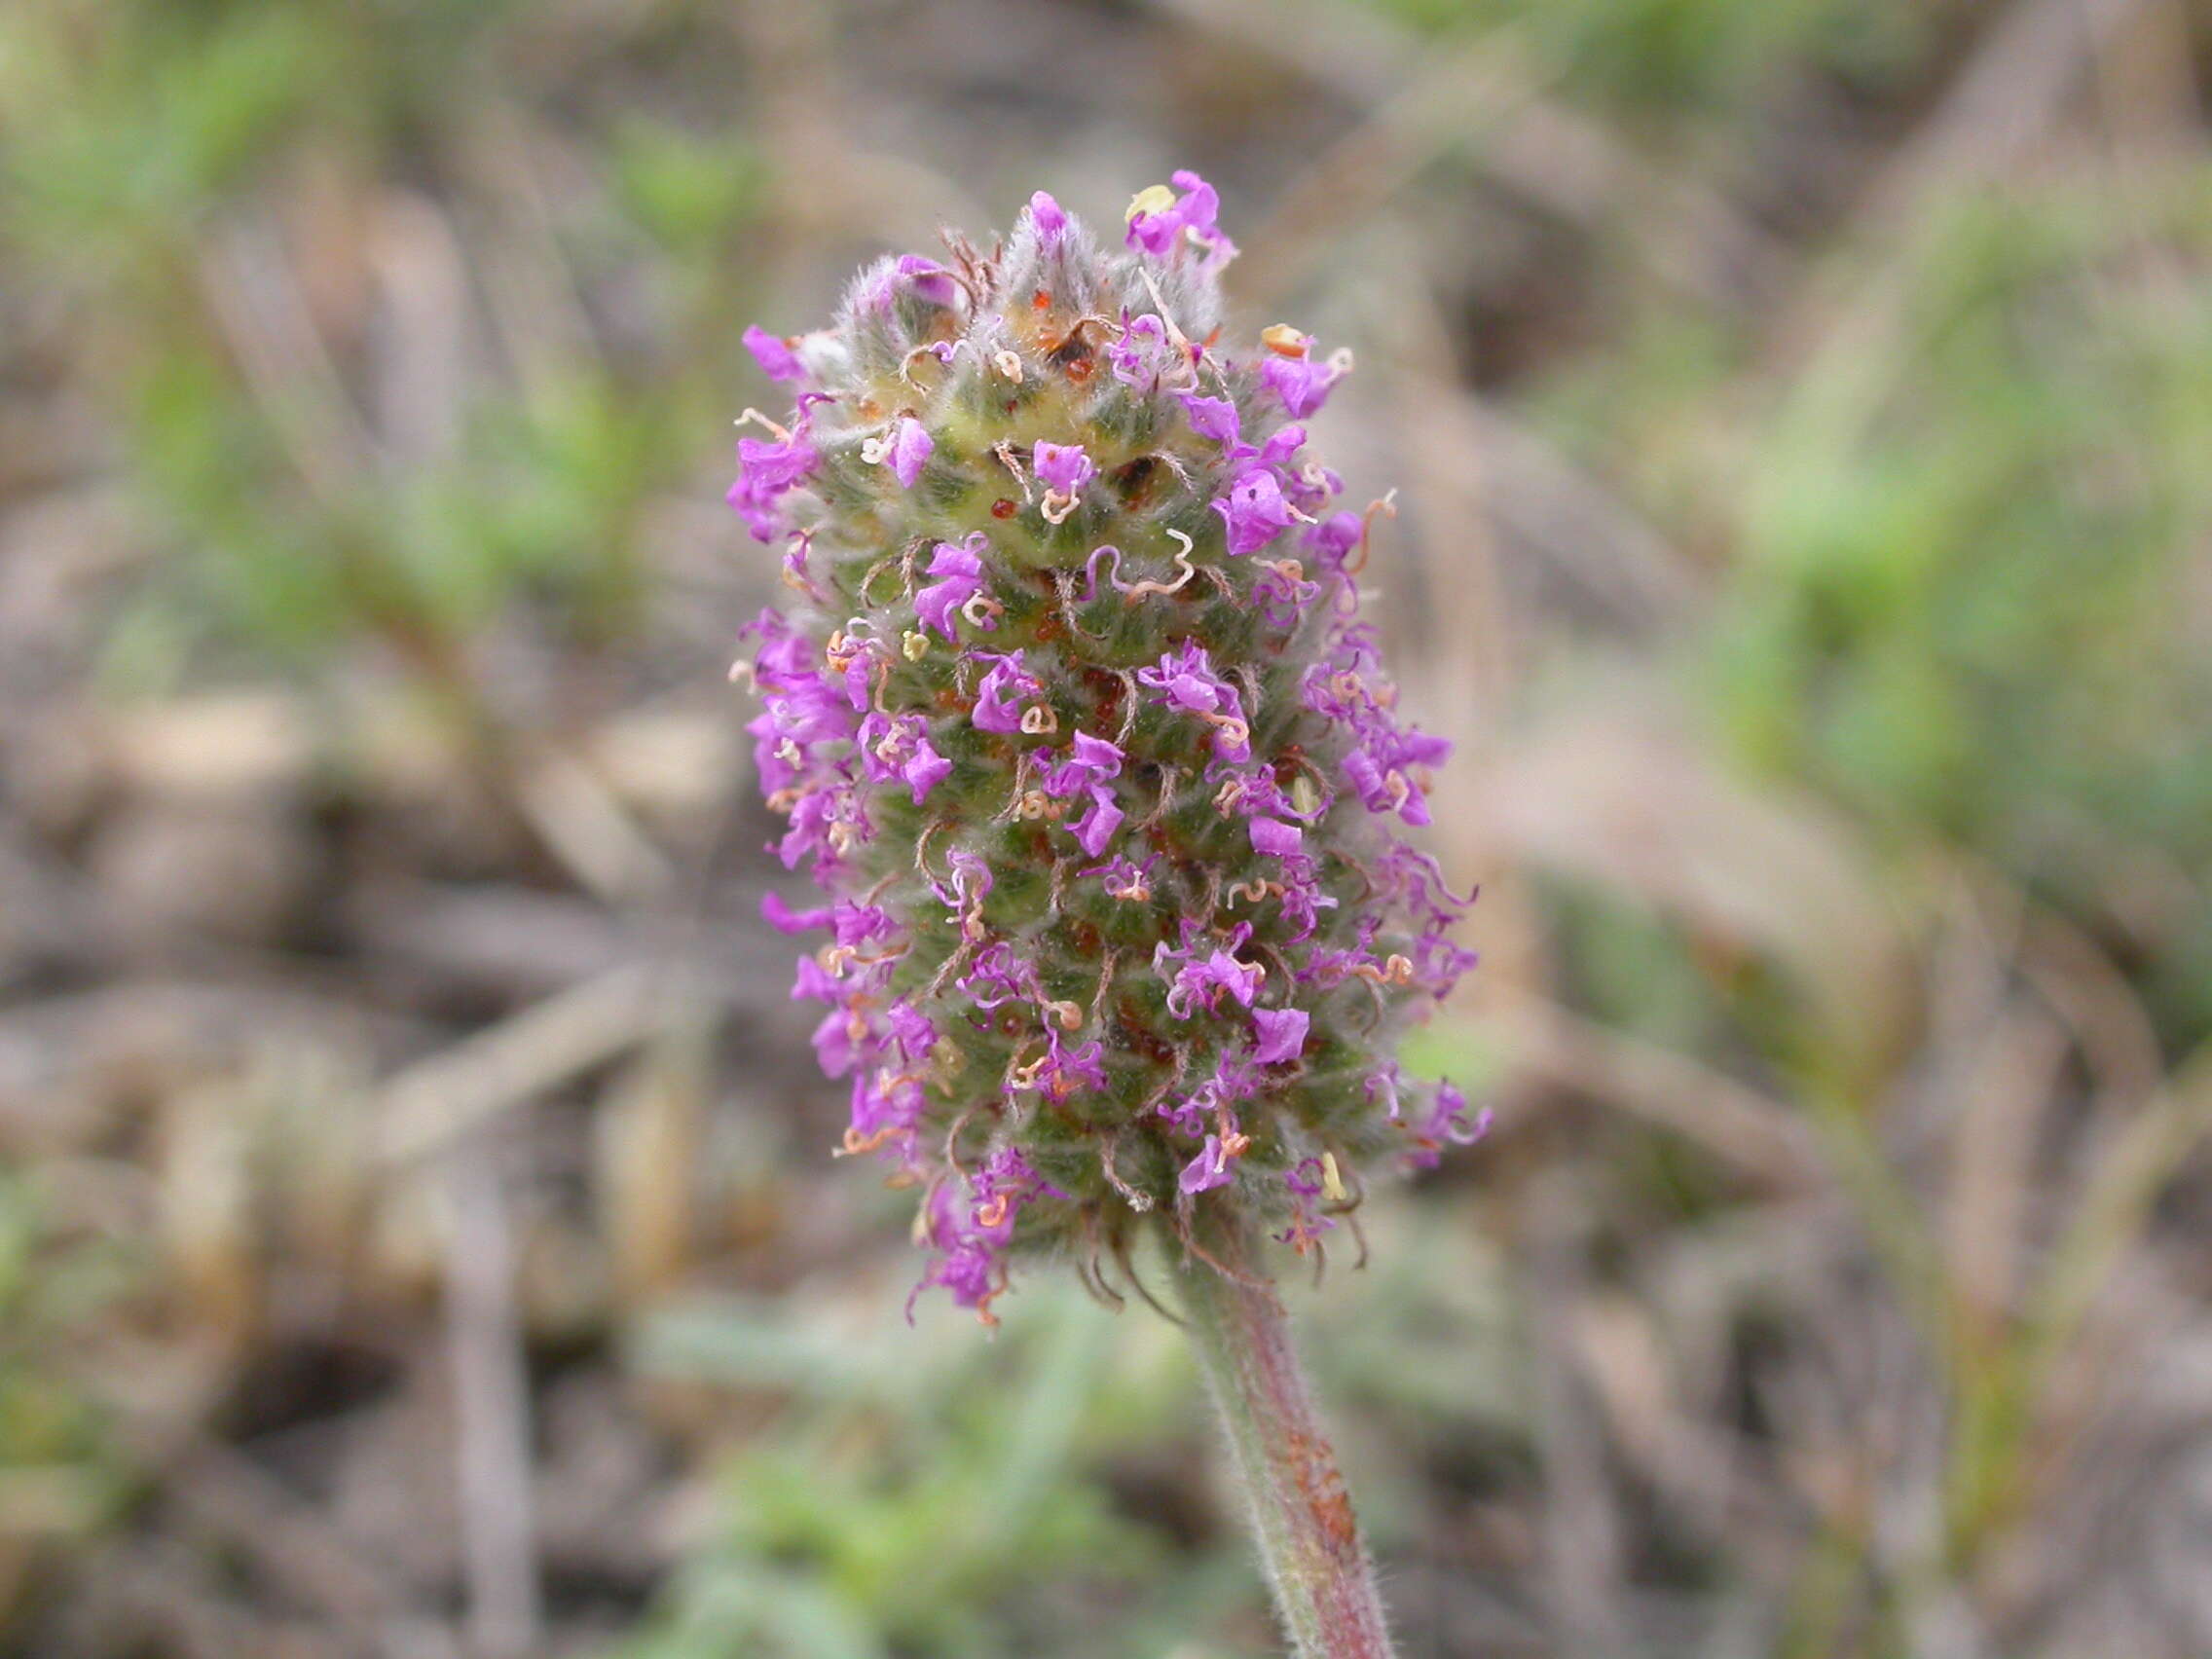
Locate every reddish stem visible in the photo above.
<box><xmin>1174</xmin><ymin>1204</ymin><xmax>1396</xmax><ymax>1658</ymax></box>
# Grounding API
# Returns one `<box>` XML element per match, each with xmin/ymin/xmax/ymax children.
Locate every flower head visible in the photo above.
<box><xmin>731</xmin><ymin>178</ymin><xmax>1478</xmax><ymax>1318</ymax></box>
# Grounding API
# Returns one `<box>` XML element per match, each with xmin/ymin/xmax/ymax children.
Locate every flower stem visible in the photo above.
<box><xmin>1172</xmin><ymin>1205</ymin><xmax>1397</xmax><ymax>1659</ymax></box>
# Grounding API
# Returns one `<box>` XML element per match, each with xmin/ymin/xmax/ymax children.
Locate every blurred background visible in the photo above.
<box><xmin>4</xmin><ymin>0</ymin><xmax>2211</xmax><ymax>1654</ymax></box>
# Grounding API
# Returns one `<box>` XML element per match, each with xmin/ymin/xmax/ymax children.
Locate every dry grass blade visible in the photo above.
<box><xmin>2026</xmin><ymin>1042</ymin><xmax>2212</xmax><ymax>1385</ymax></box>
<box><xmin>1492</xmin><ymin>992</ymin><xmax>1817</xmax><ymax>1190</ymax></box>
<box><xmin>375</xmin><ymin>963</ymin><xmax>683</xmax><ymax>1168</ymax></box>
<box><xmin>444</xmin><ymin>1137</ymin><xmax>542</xmax><ymax>1659</ymax></box>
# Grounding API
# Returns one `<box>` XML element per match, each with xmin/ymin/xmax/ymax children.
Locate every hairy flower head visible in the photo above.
<box><xmin>731</xmin><ymin>175</ymin><xmax>1482</xmax><ymax>1321</ymax></box>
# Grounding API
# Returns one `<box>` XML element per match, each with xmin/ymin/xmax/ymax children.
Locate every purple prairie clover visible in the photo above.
<box><xmin>743</xmin><ymin>325</ymin><xmax>805</xmax><ymax>385</ymax></box>
<box><xmin>1139</xmin><ymin>641</ymin><xmax>1251</xmax><ymax>763</ymax></box>
<box><xmin>760</xmin><ymin>890</ymin><xmax>831</xmax><ymax>935</ymax></box>
<box><xmin>971</xmin><ymin>650</ymin><xmax>1040</xmax><ymax>734</ymax></box>
<box><xmin>1179</xmin><ymin>1134</ymin><xmax>1236</xmax><ymax>1195</ymax></box>
<box><xmin>1404</xmin><ymin>1082</ymin><xmax>1493</xmax><ymax>1171</ymax></box>
<box><xmin>915</xmin><ymin>535</ymin><xmax>987</xmax><ymax>638</ymax></box>
<box><xmin>1181</xmin><ymin>393</ymin><xmax>1240</xmax><ymax>445</ymax></box>
<box><xmin>1039</xmin><ymin>730</ymin><xmax>1124</xmax><ymax>795</ymax></box>
<box><xmin>1250</xmin><ymin>1007</ymin><xmax>1309</xmax><ymax>1065</ymax></box>
<box><xmin>1125</xmin><ymin>169</ymin><xmax>1236</xmax><ymax>272</ymax></box>
<box><xmin>1215</xmin><ymin>466</ymin><xmax>1295</xmax><ymax>555</ymax></box>
<box><xmin>865</xmin><ymin>416</ymin><xmax>934</xmax><ymax>488</ymax></box>
<box><xmin>1070</xmin><ymin>784</ymin><xmax>1124</xmax><ymax>858</ymax></box>
<box><xmin>1028</xmin><ymin>190</ymin><xmax>1068</xmax><ymax>248</ymax></box>
<box><xmin>1033</xmin><ymin>440</ymin><xmax>1094</xmax><ymax>497</ymax></box>
<box><xmin>728</xmin><ymin>175</ymin><xmax>1478</xmax><ymax>1322</ymax></box>
<box><xmin>1107</xmin><ymin>312</ymin><xmax>1173</xmax><ymax>392</ymax></box>
<box><xmin>727</xmin><ymin>417</ymin><xmax>818</xmax><ymax>542</ymax></box>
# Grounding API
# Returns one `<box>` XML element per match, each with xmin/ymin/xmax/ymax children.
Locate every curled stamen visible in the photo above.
<box><xmin>1346</xmin><ymin>490</ymin><xmax>1397</xmax><ymax>575</ymax></box>
<box><xmin>1122</xmin><ymin>530</ymin><xmax>1198</xmax><ymax>602</ymax></box>
<box><xmin>734</xmin><ymin>406</ymin><xmax>791</xmax><ymax>441</ymax></box>
<box><xmin>901</xmin><ymin>343</ymin><xmax>956</xmax><ymax>385</ymax></box>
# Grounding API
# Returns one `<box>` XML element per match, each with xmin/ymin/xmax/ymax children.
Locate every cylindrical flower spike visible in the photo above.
<box><xmin>733</xmin><ymin>174</ymin><xmax>1484</xmax><ymax>1324</ymax></box>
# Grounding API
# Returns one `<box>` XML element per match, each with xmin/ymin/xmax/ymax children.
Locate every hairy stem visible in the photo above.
<box><xmin>1172</xmin><ymin>1205</ymin><xmax>1396</xmax><ymax>1659</ymax></box>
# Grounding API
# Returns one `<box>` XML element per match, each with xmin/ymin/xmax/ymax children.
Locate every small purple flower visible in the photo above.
<box><xmin>1254</xmin><ymin>559</ymin><xmax>1321</xmax><ymax>629</ymax></box>
<box><xmin>1178</xmin><ymin>1134</ymin><xmax>1235</xmax><ymax>1194</ymax></box>
<box><xmin>1087</xmin><ymin>852</ymin><xmax>1156</xmax><ymax>903</ymax></box>
<box><xmin>1041</xmin><ymin>730</ymin><xmax>1124</xmax><ymax>795</ymax></box>
<box><xmin>1253</xmin><ymin>424</ymin><xmax>1308</xmax><ymax>470</ymax></box>
<box><xmin>858</xmin><ymin>254</ymin><xmax>961</xmax><ymax>313</ymax></box>
<box><xmin>1308</xmin><ymin>510</ymin><xmax>1363</xmax><ymax>571</ymax></box>
<box><xmin>1027</xmin><ymin>1031</ymin><xmax>1107</xmax><ymax>1102</ymax></box>
<box><xmin>1250</xmin><ymin>817</ymin><xmax>1303</xmax><ymax>857</ymax></box>
<box><xmin>1138</xmin><ymin>642</ymin><xmax>1250</xmax><ymax>764</ymax></box>
<box><xmin>781</xmin><ymin>531</ymin><xmax>821</xmax><ymax>601</ymax></box>
<box><xmin>895</xmin><ymin>254</ymin><xmax>962</xmax><ymax>310</ymax></box>
<box><xmin>915</xmin><ymin>536</ymin><xmax>986</xmax><ymax>638</ymax></box>
<box><xmin>1033</xmin><ymin>440</ymin><xmax>1094</xmax><ymax>498</ymax></box>
<box><xmin>902</xmin><ymin>735</ymin><xmax>952</xmax><ymax>803</ymax></box>
<box><xmin>727</xmin><ymin>424</ymin><xmax>819</xmax><ymax>543</ymax></box>
<box><xmin>959</xmin><ymin>940</ymin><xmax>1041</xmax><ymax>1011</ymax></box>
<box><xmin>887</xmin><ymin>1001</ymin><xmax>938</xmax><ymax>1063</ymax></box>
<box><xmin>1073</xmin><ymin>783</ymin><xmax>1124</xmax><ymax>858</ymax></box>
<box><xmin>1405</xmin><ymin>1083</ymin><xmax>1493</xmax><ymax>1170</ymax></box>
<box><xmin>1138</xmin><ymin>641</ymin><xmax>1234</xmax><ymax>715</ymax></box>
<box><xmin>1108</xmin><ymin>313</ymin><xmax>1170</xmax><ymax>391</ymax></box>
<box><xmin>969</xmin><ymin>1145</ymin><xmax>1066</xmax><ymax>1236</ymax></box>
<box><xmin>868</xmin><ymin>417</ymin><xmax>934</xmax><ymax>489</ymax></box>
<box><xmin>972</xmin><ymin>651</ymin><xmax>1040</xmax><ymax>734</ymax></box>
<box><xmin>1180</xmin><ymin>394</ymin><xmax>1240</xmax><ymax>445</ymax></box>
<box><xmin>1262</xmin><ymin>345</ymin><xmax>1341</xmax><ymax>418</ymax></box>
<box><xmin>1250</xmin><ymin>1007</ymin><xmax>1309</xmax><ymax>1065</ymax></box>
<box><xmin>1029</xmin><ymin>191</ymin><xmax>1068</xmax><ymax>248</ymax></box>
<box><xmin>761</xmin><ymin>891</ymin><xmax>832</xmax><ymax>935</ymax></box>
<box><xmin>1126</xmin><ymin>170</ymin><xmax>1237</xmax><ymax>272</ymax></box>
<box><xmin>1213</xmin><ymin>467</ymin><xmax>1295</xmax><ymax>556</ymax></box>
<box><xmin>791</xmin><ymin>955</ymin><xmax>839</xmax><ymax>1002</ymax></box>
<box><xmin>1276</xmin><ymin>1158</ymin><xmax>1339</xmax><ymax>1252</ymax></box>
<box><xmin>1163</xmin><ymin>946</ymin><xmax>1263</xmax><ymax>1017</ymax></box>
<box><xmin>811</xmin><ymin>1006</ymin><xmax>861</xmax><ymax>1077</ymax></box>
<box><xmin>930</xmin><ymin>847</ymin><xmax>994</xmax><ymax>912</ymax></box>
<box><xmin>743</xmin><ymin>325</ymin><xmax>805</xmax><ymax>385</ymax></box>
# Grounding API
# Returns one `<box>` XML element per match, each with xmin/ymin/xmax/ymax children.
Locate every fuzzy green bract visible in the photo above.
<box><xmin>734</xmin><ymin>176</ymin><xmax>1483</xmax><ymax>1321</ymax></box>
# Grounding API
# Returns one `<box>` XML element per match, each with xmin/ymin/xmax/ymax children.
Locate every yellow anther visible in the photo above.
<box><xmin>1321</xmin><ymin>1151</ymin><xmax>1348</xmax><ymax>1202</ymax></box>
<box><xmin>1126</xmin><ymin>183</ymin><xmax>1176</xmax><ymax>222</ymax></box>
<box><xmin>1261</xmin><ymin>323</ymin><xmax>1309</xmax><ymax>357</ymax></box>
<box><xmin>903</xmin><ymin>629</ymin><xmax>930</xmax><ymax>660</ymax></box>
